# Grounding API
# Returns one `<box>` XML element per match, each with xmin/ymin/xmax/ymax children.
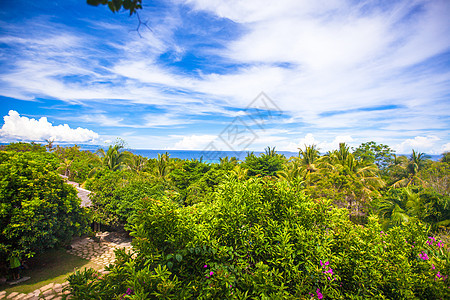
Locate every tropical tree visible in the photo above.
<box><xmin>314</xmin><ymin>143</ymin><xmax>385</xmax><ymax>217</ymax></box>
<box><xmin>95</xmin><ymin>144</ymin><xmax>130</xmax><ymax>171</ymax></box>
<box><xmin>352</xmin><ymin>141</ymin><xmax>394</xmax><ymax>170</ymax></box>
<box><xmin>264</xmin><ymin>146</ymin><xmax>277</xmax><ymax>157</ymax></box>
<box><xmin>294</xmin><ymin>144</ymin><xmax>322</xmax><ymax>181</ymax></box>
<box><xmin>59</xmin><ymin>158</ymin><xmax>73</xmax><ymax>177</ymax></box>
<box><xmin>128</xmin><ymin>154</ymin><xmax>148</xmax><ymax>174</ymax></box>
<box><xmin>0</xmin><ymin>142</ymin><xmax>47</xmax><ymax>153</ymax></box>
<box><xmin>377</xmin><ymin>187</ymin><xmax>450</xmax><ymax>229</ymax></box>
<box><xmin>219</xmin><ymin>156</ymin><xmax>238</xmax><ymax>171</ymax></box>
<box><xmin>392</xmin><ymin>154</ymin><xmax>408</xmax><ymax>166</ymax></box>
<box><xmin>277</xmin><ymin>160</ymin><xmax>301</xmax><ymax>182</ymax></box>
<box><xmin>243</xmin><ymin>148</ymin><xmax>285</xmax><ymax>177</ymax></box>
<box><xmin>419</xmin><ymin>160</ymin><xmax>450</xmax><ymax>195</ymax></box>
<box><xmin>442</xmin><ymin>152</ymin><xmax>450</xmax><ymax>163</ymax></box>
<box><xmin>392</xmin><ymin>150</ymin><xmax>429</xmax><ymax>187</ymax></box>
<box><xmin>0</xmin><ymin>151</ymin><xmax>89</xmax><ymax>261</ymax></box>
<box><xmin>87</xmin><ymin>0</ymin><xmax>142</xmax><ymax>15</ymax></box>
<box><xmin>155</xmin><ymin>152</ymin><xmax>170</xmax><ymax>180</ymax></box>
<box><xmin>231</xmin><ymin>165</ymin><xmax>248</xmax><ymax>181</ymax></box>
<box><xmin>378</xmin><ymin>188</ymin><xmax>421</xmax><ymax>227</ymax></box>
<box><xmin>324</xmin><ymin>144</ymin><xmax>382</xmax><ymax>186</ymax></box>
<box><xmin>45</xmin><ymin>138</ymin><xmax>55</xmax><ymax>151</ymax></box>
<box><xmin>53</xmin><ymin>145</ymin><xmax>101</xmax><ymax>183</ymax></box>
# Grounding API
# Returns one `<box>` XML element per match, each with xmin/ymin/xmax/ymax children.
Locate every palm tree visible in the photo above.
<box><xmin>129</xmin><ymin>155</ymin><xmax>148</xmax><ymax>173</ymax></box>
<box><xmin>95</xmin><ymin>145</ymin><xmax>130</xmax><ymax>171</ymax></box>
<box><xmin>392</xmin><ymin>150</ymin><xmax>427</xmax><ymax>187</ymax></box>
<box><xmin>321</xmin><ymin>143</ymin><xmax>385</xmax><ymax>214</ymax></box>
<box><xmin>378</xmin><ymin>195</ymin><xmax>412</xmax><ymax>227</ymax></box>
<box><xmin>392</xmin><ymin>154</ymin><xmax>408</xmax><ymax>166</ymax></box>
<box><xmin>155</xmin><ymin>152</ymin><xmax>170</xmax><ymax>180</ymax></box>
<box><xmin>264</xmin><ymin>146</ymin><xmax>277</xmax><ymax>157</ymax></box>
<box><xmin>334</xmin><ymin>142</ymin><xmax>351</xmax><ymax>165</ymax></box>
<box><xmin>296</xmin><ymin>144</ymin><xmax>321</xmax><ymax>178</ymax></box>
<box><xmin>378</xmin><ymin>187</ymin><xmax>425</xmax><ymax>227</ymax></box>
<box><xmin>231</xmin><ymin>165</ymin><xmax>248</xmax><ymax>181</ymax></box>
<box><xmin>45</xmin><ymin>138</ymin><xmax>55</xmax><ymax>151</ymax></box>
<box><xmin>277</xmin><ymin>160</ymin><xmax>301</xmax><ymax>181</ymax></box>
<box><xmin>59</xmin><ymin>158</ymin><xmax>73</xmax><ymax>177</ymax></box>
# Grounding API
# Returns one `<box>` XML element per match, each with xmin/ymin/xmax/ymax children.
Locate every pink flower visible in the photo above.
<box><xmin>316</xmin><ymin>288</ymin><xmax>323</xmax><ymax>300</ymax></box>
<box><xmin>125</xmin><ymin>288</ymin><xmax>134</xmax><ymax>295</ymax></box>
<box><xmin>203</xmin><ymin>264</ymin><xmax>208</xmax><ymax>268</ymax></box>
<box><xmin>437</xmin><ymin>241</ymin><xmax>443</xmax><ymax>248</ymax></box>
<box><xmin>418</xmin><ymin>251</ymin><xmax>429</xmax><ymax>260</ymax></box>
<box><xmin>209</xmin><ymin>271</ymin><xmax>214</xmax><ymax>276</ymax></box>
<box><xmin>320</xmin><ymin>260</ymin><xmax>329</xmax><ymax>268</ymax></box>
<box><xmin>432</xmin><ymin>264</ymin><xmax>435</xmax><ymax>270</ymax></box>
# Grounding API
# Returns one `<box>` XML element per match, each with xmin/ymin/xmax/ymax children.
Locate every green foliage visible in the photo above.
<box><xmin>53</xmin><ymin>145</ymin><xmax>100</xmax><ymax>183</ymax></box>
<box><xmin>243</xmin><ymin>148</ymin><xmax>285</xmax><ymax>177</ymax></box>
<box><xmin>87</xmin><ymin>0</ymin><xmax>142</xmax><ymax>15</ymax></box>
<box><xmin>376</xmin><ymin>187</ymin><xmax>450</xmax><ymax>229</ymax></box>
<box><xmin>168</xmin><ymin>159</ymin><xmax>227</xmax><ymax>205</ymax></box>
<box><xmin>154</xmin><ymin>152</ymin><xmax>170</xmax><ymax>181</ymax></box>
<box><xmin>353</xmin><ymin>141</ymin><xmax>395</xmax><ymax>170</ymax></box>
<box><xmin>84</xmin><ymin>170</ymin><xmax>136</xmax><ymax>226</ymax></box>
<box><xmin>0</xmin><ymin>151</ymin><xmax>89</xmax><ymax>261</ymax></box>
<box><xmin>297</xmin><ymin>144</ymin><xmax>321</xmax><ymax>175</ymax></box>
<box><xmin>391</xmin><ymin>150</ymin><xmax>430</xmax><ymax>188</ymax></box>
<box><xmin>0</xmin><ymin>142</ymin><xmax>47</xmax><ymax>153</ymax></box>
<box><xmin>303</xmin><ymin>143</ymin><xmax>384</xmax><ymax>220</ymax></box>
<box><xmin>419</xmin><ymin>160</ymin><xmax>450</xmax><ymax>195</ymax></box>
<box><xmin>442</xmin><ymin>152</ymin><xmax>450</xmax><ymax>163</ymax></box>
<box><xmin>95</xmin><ymin>144</ymin><xmax>131</xmax><ymax>172</ymax></box>
<box><xmin>68</xmin><ymin>178</ymin><xmax>450</xmax><ymax>299</ymax></box>
<box><xmin>3</xmin><ymin>142</ymin><xmax>448</xmax><ymax>297</ymax></box>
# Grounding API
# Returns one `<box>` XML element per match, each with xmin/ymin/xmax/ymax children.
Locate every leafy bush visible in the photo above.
<box><xmin>242</xmin><ymin>152</ymin><xmax>284</xmax><ymax>177</ymax></box>
<box><xmin>0</xmin><ymin>151</ymin><xmax>89</xmax><ymax>261</ymax></box>
<box><xmin>67</xmin><ymin>178</ymin><xmax>450</xmax><ymax>299</ymax></box>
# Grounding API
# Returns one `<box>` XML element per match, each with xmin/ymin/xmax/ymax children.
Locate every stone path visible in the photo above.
<box><xmin>67</xmin><ymin>235</ymin><xmax>132</xmax><ymax>267</ymax></box>
<box><xmin>0</xmin><ymin>282</ymin><xmax>70</xmax><ymax>300</ymax></box>
<box><xmin>0</xmin><ymin>232</ymin><xmax>132</xmax><ymax>300</ymax></box>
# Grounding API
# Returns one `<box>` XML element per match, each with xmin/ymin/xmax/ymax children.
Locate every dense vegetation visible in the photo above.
<box><xmin>1</xmin><ymin>141</ymin><xmax>449</xmax><ymax>298</ymax></box>
<box><xmin>0</xmin><ymin>144</ymin><xmax>89</xmax><ymax>264</ymax></box>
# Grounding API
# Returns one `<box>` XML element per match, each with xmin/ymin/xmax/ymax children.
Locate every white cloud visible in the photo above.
<box><xmin>170</xmin><ymin>134</ymin><xmax>216</xmax><ymax>150</ymax></box>
<box><xmin>442</xmin><ymin>143</ymin><xmax>450</xmax><ymax>153</ymax></box>
<box><xmin>394</xmin><ymin>135</ymin><xmax>441</xmax><ymax>154</ymax></box>
<box><xmin>284</xmin><ymin>133</ymin><xmax>354</xmax><ymax>152</ymax></box>
<box><xmin>0</xmin><ymin>1</ymin><xmax>449</xmax><ymax>150</ymax></box>
<box><xmin>0</xmin><ymin>110</ymin><xmax>99</xmax><ymax>143</ymax></box>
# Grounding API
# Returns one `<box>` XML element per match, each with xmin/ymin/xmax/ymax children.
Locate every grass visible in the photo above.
<box><xmin>0</xmin><ymin>248</ymin><xmax>101</xmax><ymax>295</ymax></box>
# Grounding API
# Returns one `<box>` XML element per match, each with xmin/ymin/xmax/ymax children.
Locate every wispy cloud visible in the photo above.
<box><xmin>0</xmin><ymin>0</ymin><xmax>448</xmax><ymax>150</ymax></box>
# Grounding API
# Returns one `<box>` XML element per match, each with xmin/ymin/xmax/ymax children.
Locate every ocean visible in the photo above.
<box><xmin>128</xmin><ymin>149</ymin><xmax>299</xmax><ymax>163</ymax></box>
<box><xmin>127</xmin><ymin>150</ymin><xmax>443</xmax><ymax>164</ymax></box>
<box><xmin>0</xmin><ymin>143</ymin><xmax>443</xmax><ymax>163</ymax></box>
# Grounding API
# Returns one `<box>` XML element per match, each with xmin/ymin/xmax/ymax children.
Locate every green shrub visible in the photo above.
<box><xmin>0</xmin><ymin>151</ymin><xmax>89</xmax><ymax>261</ymax></box>
<box><xmin>67</xmin><ymin>178</ymin><xmax>450</xmax><ymax>299</ymax></box>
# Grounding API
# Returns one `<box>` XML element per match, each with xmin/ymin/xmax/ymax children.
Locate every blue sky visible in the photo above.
<box><xmin>0</xmin><ymin>0</ymin><xmax>449</xmax><ymax>153</ymax></box>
